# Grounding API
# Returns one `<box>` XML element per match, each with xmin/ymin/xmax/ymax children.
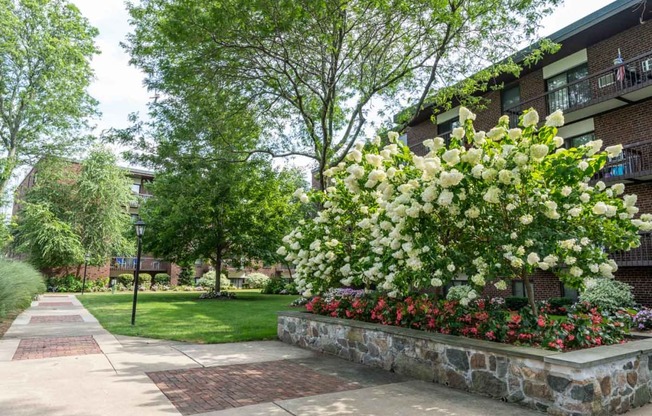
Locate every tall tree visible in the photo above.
<box><xmin>0</xmin><ymin>0</ymin><xmax>99</xmax><ymax>195</ymax></box>
<box><xmin>124</xmin><ymin>0</ymin><xmax>561</xmax><ymax>188</ymax></box>
<box><xmin>141</xmin><ymin>160</ymin><xmax>306</xmax><ymax>293</ymax></box>
<box><xmin>13</xmin><ymin>149</ymin><xmax>134</xmax><ymax>274</ymax></box>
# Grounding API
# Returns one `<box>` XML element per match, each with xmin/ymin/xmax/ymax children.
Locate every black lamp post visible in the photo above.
<box><xmin>81</xmin><ymin>253</ymin><xmax>90</xmax><ymax>295</ymax></box>
<box><xmin>131</xmin><ymin>220</ymin><xmax>146</xmax><ymax>325</ymax></box>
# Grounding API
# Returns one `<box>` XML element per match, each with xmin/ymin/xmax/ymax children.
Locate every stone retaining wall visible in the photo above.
<box><xmin>278</xmin><ymin>311</ymin><xmax>652</xmax><ymax>415</ymax></box>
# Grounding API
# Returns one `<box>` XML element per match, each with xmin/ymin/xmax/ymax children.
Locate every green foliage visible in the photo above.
<box><xmin>0</xmin><ymin>0</ymin><xmax>99</xmax><ymax>194</ymax></box>
<box><xmin>153</xmin><ymin>273</ymin><xmax>171</xmax><ymax>285</ymax></box>
<box><xmin>137</xmin><ymin>273</ymin><xmax>152</xmax><ymax>287</ymax></box>
<box><xmin>196</xmin><ymin>271</ymin><xmax>231</xmax><ymax>290</ymax></box>
<box><xmin>445</xmin><ymin>285</ymin><xmax>477</xmax><ymax>304</ymax></box>
<box><xmin>117</xmin><ymin>273</ymin><xmax>134</xmax><ymax>287</ymax></box>
<box><xmin>124</xmin><ymin>0</ymin><xmax>562</xmax><ymax>187</ymax></box>
<box><xmin>13</xmin><ymin>149</ymin><xmax>134</xmax><ymax>270</ymax></box>
<box><xmin>245</xmin><ymin>273</ymin><xmax>269</xmax><ymax>289</ymax></box>
<box><xmin>505</xmin><ymin>297</ymin><xmax>530</xmax><ymax>311</ymax></box>
<box><xmin>177</xmin><ymin>267</ymin><xmax>193</xmax><ymax>286</ymax></box>
<box><xmin>579</xmin><ymin>278</ymin><xmax>635</xmax><ymax>312</ymax></box>
<box><xmin>13</xmin><ymin>202</ymin><xmax>85</xmax><ymax>270</ymax></box>
<box><xmin>0</xmin><ymin>259</ymin><xmax>45</xmax><ymax>318</ymax></box>
<box><xmin>262</xmin><ymin>278</ymin><xmax>299</xmax><ymax>295</ymax></box>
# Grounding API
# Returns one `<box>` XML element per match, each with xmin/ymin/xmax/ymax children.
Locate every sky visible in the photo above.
<box><xmin>4</xmin><ymin>0</ymin><xmax>618</xmax><ymax>204</ymax></box>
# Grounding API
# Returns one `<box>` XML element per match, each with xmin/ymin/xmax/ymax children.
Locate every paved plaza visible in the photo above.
<box><xmin>1</xmin><ymin>294</ymin><xmax>647</xmax><ymax>416</ymax></box>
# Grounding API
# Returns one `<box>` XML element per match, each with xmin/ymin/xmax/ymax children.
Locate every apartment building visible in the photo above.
<box><xmin>404</xmin><ymin>0</ymin><xmax>652</xmax><ymax>305</ymax></box>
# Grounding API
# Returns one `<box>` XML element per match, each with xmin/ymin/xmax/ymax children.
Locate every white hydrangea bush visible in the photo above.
<box><xmin>280</xmin><ymin>107</ymin><xmax>652</xmax><ymax>307</ymax></box>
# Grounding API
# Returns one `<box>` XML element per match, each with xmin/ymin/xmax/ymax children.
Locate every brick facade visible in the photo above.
<box><xmin>406</xmin><ymin>7</ymin><xmax>652</xmax><ymax>306</ymax></box>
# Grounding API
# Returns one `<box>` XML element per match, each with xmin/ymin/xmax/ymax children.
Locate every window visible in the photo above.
<box><xmin>598</xmin><ymin>73</ymin><xmax>615</xmax><ymax>88</ymax></box>
<box><xmin>512</xmin><ymin>280</ymin><xmax>526</xmax><ymax>297</ymax></box>
<box><xmin>437</xmin><ymin>117</ymin><xmax>460</xmax><ymax>144</ymax></box>
<box><xmin>131</xmin><ymin>183</ymin><xmax>141</xmax><ymax>194</ymax></box>
<box><xmin>502</xmin><ymin>85</ymin><xmax>521</xmax><ymax>113</ymax></box>
<box><xmin>565</xmin><ymin>132</ymin><xmax>595</xmax><ymax>149</ymax></box>
<box><xmin>546</xmin><ymin>64</ymin><xmax>590</xmax><ymax>113</ymax></box>
<box><xmin>561</xmin><ymin>284</ymin><xmax>579</xmax><ymax>301</ymax></box>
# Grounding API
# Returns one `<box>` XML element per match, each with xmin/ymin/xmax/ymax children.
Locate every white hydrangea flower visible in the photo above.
<box><xmin>442</xmin><ymin>149</ymin><xmax>461</xmax><ymax>166</ymax></box>
<box><xmin>431</xmin><ymin>278</ymin><xmax>443</xmax><ymax>287</ymax></box>
<box><xmin>466</xmin><ymin>206</ymin><xmax>480</xmax><ymax>219</ymax></box>
<box><xmin>276</xmin><ymin>246</ymin><xmax>287</xmax><ymax>256</ymax></box>
<box><xmin>569</xmin><ymin>266</ymin><xmax>583</xmax><ymax>277</ymax></box>
<box><xmin>365</xmin><ymin>153</ymin><xmax>384</xmax><ymax>168</ymax></box>
<box><xmin>372</xmin><ymin>136</ymin><xmax>382</xmax><ymax>146</ymax></box>
<box><xmin>459</xmin><ymin>106</ymin><xmax>476</xmax><ymax>123</ymax></box>
<box><xmin>522</xmin><ymin>110</ymin><xmax>539</xmax><ymax>127</ymax></box>
<box><xmin>553</xmin><ymin>136</ymin><xmax>565</xmax><ymax>148</ymax></box>
<box><xmin>300</xmin><ymin>194</ymin><xmax>310</xmax><ymax>203</ymax></box>
<box><xmin>623</xmin><ymin>194</ymin><xmax>638</xmax><ymax>207</ymax></box>
<box><xmin>483</xmin><ymin>186</ymin><xmax>501</xmax><ymax>204</ymax></box>
<box><xmin>487</xmin><ymin>127</ymin><xmax>505</xmax><ymax>140</ymax></box>
<box><xmin>437</xmin><ymin>190</ymin><xmax>454</xmax><ymax>206</ymax></box>
<box><xmin>520</xmin><ymin>214</ymin><xmax>533</xmax><ymax>225</ymax></box>
<box><xmin>606</xmin><ymin>144</ymin><xmax>623</xmax><ymax>158</ymax></box>
<box><xmin>612</xmin><ymin>183</ymin><xmax>625</xmax><ymax>195</ymax></box>
<box><xmin>526</xmin><ymin>252</ymin><xmax>540</xmax><ymax>265</ymax></box>
<box><xmin>494</xmin><ymin>280</ymin><xmax>507</xmax><ymax>290</ymax></box>
<box><xmin>530</xmin><ymin>144</ymin><xmax>549</xmax><ymax>161</ymax></box>
<box><xmin>507</xmin><ymin>128</ymin><xmax>522</xmax><ymax>140</ymax></box>
<box><xmin>440</xmin><ymin>170</ymin><xmax>464</xmax><ymax>188</ymax></box>
<box><xmin>578</xmin><ymin>160</ymin><xmax>589</xmax><ymax>171</ymax></box>
<box><xmin>387</xmin><ymin>131</ymin><xmax>399</xmax><ymax>143</ymax></box>
<box><xmin>585</xmin><ymin>140</ymin><xmax>603</xmax><ymax>156</ymax></box>
<box><xmin>592</xmin><ymin>202</ymin><xmax>607</xmax><ymax>215</ymax></box>
<box><xmin>545</xmin><ymin>109</ymin><xmax>565</xmax><ymax>127</ymax></box>
<box><xmin>474</xmin><ymin>131</ymin><xmax>486</xmax><ymax>145</ymax></box>
<box><xmin>561</xmin><ymin>186</ymin><xmax>572</xmax><ymax>197</ymax></box>
<box><xmin>452</xmin><ymin>127</ymin><xmax>465</xmax><ymax>140</ymax></box>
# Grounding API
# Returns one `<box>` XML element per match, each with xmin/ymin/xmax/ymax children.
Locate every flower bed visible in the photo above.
<box><xmin>305</xmin><ymin>292</ymin><xmax>630</xmax><ymax>351</ymax></box>
<box><xmin>278</xmin><ymin>311</ymin><xmax>652</xmax><ymax>415</ymax></box>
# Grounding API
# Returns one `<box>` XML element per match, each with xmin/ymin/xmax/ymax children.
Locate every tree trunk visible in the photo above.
<box><xmin>75</xmin><ymin>263</ymin><xmax>82</xmax><ymax>279</ymax></box>
<box><xmin>215</xmin><ymin>255</ymin><xmax>222</xmax><ymax>293</ymax></box>
<box><xmin>523</xmin><ymin>274</ymin><xmax>538</xmax><ymax>314</ymax></box>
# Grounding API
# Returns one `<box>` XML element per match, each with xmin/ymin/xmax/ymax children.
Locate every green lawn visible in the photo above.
<box><xmin>78</xmin><ymin>290</ymin><xmax>301</xmax><ymax>343</ymax></box>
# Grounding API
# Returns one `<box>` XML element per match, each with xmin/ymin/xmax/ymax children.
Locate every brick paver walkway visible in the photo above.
<box><xmin>148</xmin><ymin>360</ymin><xmax>362</xmax><ymax>415</ymax></box>
<box><xmin>37</xmin><ymin>302</ymin><xmax>74</xmax><ymax>307</ymax></box>
<box><xmin>12</xmin><ymin>335</ymin><xmax>102</xmax><ymax>360</ymax></box>
<box><xmin>29</xmin><ymin>315</ymin><xmax>84</xmax><ymax>324</ymax></box>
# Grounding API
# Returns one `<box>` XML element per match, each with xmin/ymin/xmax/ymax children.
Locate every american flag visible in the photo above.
<box><xmin>615</xmin><ymin>49</ymin><xmax>625</xmax><ymax>82</ymax></box>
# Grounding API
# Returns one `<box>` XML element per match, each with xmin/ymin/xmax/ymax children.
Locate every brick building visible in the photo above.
<box><xmin>404</xmin><ymin>0</ymin><xmax>652</xmax><ymax>305</ymax></box>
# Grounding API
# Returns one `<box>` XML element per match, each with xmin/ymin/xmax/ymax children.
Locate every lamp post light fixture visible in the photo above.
<box><xmin>131</xmin><ymin>220</ymin><xmax>146</xmax><ymax>326</ymax></box>
<box><xmin>81</xmin><ymin>253</ymin><xmax>90</xmax><ymax>295</ymax></box>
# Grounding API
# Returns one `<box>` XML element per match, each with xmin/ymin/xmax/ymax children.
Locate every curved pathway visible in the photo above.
<box><xmin>0</xmin><ymin>294</ymin><xmax>564</xmax><ymax>415</ymax></box>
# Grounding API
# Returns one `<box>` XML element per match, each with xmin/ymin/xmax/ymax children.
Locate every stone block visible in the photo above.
<box><xmin>520</xmin><ymin>366</ymin><xmax>544</xmax><ymax>382</ymax></box>
<box><xmin>347</xmin><ymin>328</ymin><xmax>364</xmax><ymax>344</ymax></box>
<box><xmin>393</xmin><ymin>354</ymin><xmax>434</xmax><ymax>382</ymax></box>
<box><xmin>445</xmin><ymin>369</ymin><xmax>468</xmax><ymax>390</ymax></box>
<box><xmin>547</xmin><ymin>374</ymin><xmax>571</xmax><ymax>393</ymax></box>
<box><xmin>570</xmin><ymin>383</ymin><xmax>594</xmax><ymax>403</ymax></box>
<box><xmin>471</xmin><ymin>371</ymin><xmax>507</xmax><ymax>398</ymax></box>
<box><xmin>627</xmin><ymin>371</ymin><xmax>638</xmax><ymax>387</ymax></box>
<box><xmin>523</xmin><ymin>380</ymin><xmax>553</xmax><ymax>402</ymax></box>
<box><xmin>633</xmin><ymin>386</ymin><xmax>651</xmax><ymax>408</ymax></box>
<box><xmin>286</xmin><ymin>321</ymin><xmax>296</xmax><ymax>332</ymax></box>
<box><xmin>446</xmin><ymin>349</ymin><xmax>469</xmax><ymax>372</ymax></box>
<box><xmin>470</xmin><ymin>353</ymin><xmax>486</xmax><ymax>369</ymax></box>
<box><xmin>600</xmin><ymin>376</ymin><xmax>611</xmax><ymax>397</ymax></box>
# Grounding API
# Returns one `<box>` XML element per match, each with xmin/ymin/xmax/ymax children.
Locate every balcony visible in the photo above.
<box><xmin>505</xmin><ymin>50</ymin><xmax>652</xmax><ymax>126</ymax></box>
<box><xmin>110</xmin><ymin>256</ymin><xmax>170</xmax><ymax>272</ymax></box>
<box><xmin>593</xmin><ymin>140</ymin><xmax>652</xmax><ymax>184</ymax></box>
<box><xmin>129</xmin><ymin>193</ymin><xmax>153</xmax><ymax>208</ymax></box>
<box><xmin>610</xmin><ymin>233</ymin><xmax>652</xmax><ymax>267</ymax></box>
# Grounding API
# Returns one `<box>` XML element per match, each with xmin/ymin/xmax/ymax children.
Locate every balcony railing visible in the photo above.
<box><xmin>505</xmin><ymin>50</ymin><xmax>652</xmax><ymax>126</ymax></box>
<box><xmin>110</xmin><ymin>256</ymin><xmax>169</xmax><ymax>271</ymax></box>
<box><xmin>593</xmin><ymin>140</ymin><xmax>652</xmax><ymax>183</ymax></box>
<box><xmin>610</xmin><ymin>233</ymin><xmax>652</xmax><ymax>267</ymax></box>
<box><xmin>129</xmin><ymin>193</ymin><xmax>153</xmax><ymax>208</ymax></box>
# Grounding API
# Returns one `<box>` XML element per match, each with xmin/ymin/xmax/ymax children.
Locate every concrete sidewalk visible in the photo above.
<box><xmin>0</xmin><ymin>294</ymin><xmax>581</xmax><ymax>415</ymax></box>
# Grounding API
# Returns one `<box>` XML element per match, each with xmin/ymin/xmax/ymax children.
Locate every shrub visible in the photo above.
<box><xmin>579</xmin><ymin>278</ymin><xmax>635</xmax><ymax>312</ymax></box>
<box><xmin>0</xmin><ymin>259</ymin><xmax>45</xmax><ymax>318</ymax></box>
<box><xmin>154</xmin><ymin>273</ymin><xmax>171</xmax><ymax>285</ymax></box>
<box><xmin>137</xmin><ymin>273</ymin><xmax>152</xmax><ymax>288</ymax></box>
<box><xmin>245</xmin><ymin>272</ymin><xmax>269</xmax><ymax>289</ymax></box>
<box><xmin>632</xmin><ymin>308</ymin><xmax>652</xmax><ymax>331</ymax></box>
<box><xmin>445</xmin><ymin>285</ymin><xmax>477</xmax><ymax>305</ymax></box>
<box><xmin>196</xmin><ymin>271</ymin><xmax>231</xmax><ymax>290</ymax></box>
<box><xmin>543</xmin><ymin>297</ymin><xmax>574</xmax><ymax>315</ymax></box>
<box><xmin>48</xmin><ymin>274</ymin><xmax>82</xmax><ymax>292</ymax></box>
<box><xmin>118</xmin><ymin>273</ymin><xmax>134</xmax><ymax>286</ymax></box>
<box><xmin>505</xmin><ymin>296</ymin><xmax>530</xmax><ymax>311</ymax></box>
<box><xmin>177</xmin><ymin>267</ymin><xmax>194</xmax><ymax>286</ymax></box>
